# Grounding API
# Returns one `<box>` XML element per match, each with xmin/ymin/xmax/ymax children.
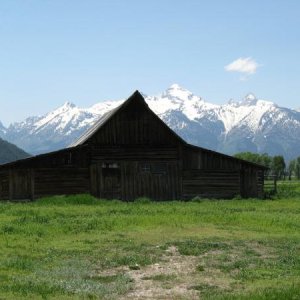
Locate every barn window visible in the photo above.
<box><xmin>102</xmin><ymin>162</ymin><xmax>119</xmax><ymax>169</ymax></box>
<box><xmin>140</xmin><ymin>163</ymin><xmax>151</xmax><ymax>172</ymax></box>
<box><xmin>139</xmin><ymin>163</ymin><xmax>167</xmax><ymax>174</ymax></box>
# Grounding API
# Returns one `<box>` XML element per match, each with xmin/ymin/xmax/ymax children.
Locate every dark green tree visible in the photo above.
<box><xmin>288</xmin><ymin>159</ymin><xmax>296</xmax><ymax>180</ymax></box>
<box><xmin>234</xmin><ymin>152</ymin><xmax>271</xmax><ymax>166</ymax></box>
<box><xmin>272</xmin><ymin>156</ymin><xmax>286</xmax><ymax>179</ymax></box>
<box><xmin>234</xmin><ymin>152</ymin><xmax>272</xmax><ymax>176</ymax></box>
<box><xmin>260</xmin><ymin>153</ymin><xmax>272</xmax><ymax>169</ymax></box>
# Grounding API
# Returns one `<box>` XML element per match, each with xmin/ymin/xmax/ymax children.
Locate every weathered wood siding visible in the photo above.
<box><xmin>181</xmin><ymin>145</ymin><xmax>264</xmax><ymax>198</ymax></box>
<box><xmin>0</xmin><ymin>167</ymin><xmax>90</xmax><ymax>200</ymax></box>
<box><xmin>183</xmin><ymin>146</ymin><xmax>240</xmax><ymax>170</ymax></box>
<box><xmin>182</xmin><ymin>169</ymin><xmax>240</xmax><ymax>199</ymax></box>
<box><xmin>0</xmin><ymin>146</ymin><xmax>90</xmax><ymax>200</ymax></box>
<box><xmin>182</xmin><ymin>145</ymin><xmax>241</xmax><ymax>198</ymax></box>
<box><xmin>34</xmin><ymin>168</ymin><xmax>89</xmax><ymax>199</ymax></box>
<box><xmin>90</xmin><ymin>146</ymin><xmax>179</xmax><ymax>162</ymax></box>
<box><xmin>87</xmin><ymin>96</ymin><xmax>183</xmax><ymax>200</ymax></box>
<box><xmin>257</xmin><ymin>170</ymin><xmax>264</xmax><ymax>198</ymax></box>
<box><xmin>90</xmin><ymin>160</ymin><xmax>180</xmax><ymax>201</ymax></box>
<box><xmin>88</xmin><ymin>98</ymin><xmax>180</xmax><ymax>146</ymax></box>
<box><xmin>0</xmin><ymin>170</ymin><xmax>9</xmax><ymax>200</ymax></box>
<box><xmin>9</xmin><ymin>169</ymin><xmax>33</xmax><ymax>200</ymax></box>
<box><xmin>240</xmin><ymin>166</ymin><xmax>264</xmax><ymax>198</ymax></box>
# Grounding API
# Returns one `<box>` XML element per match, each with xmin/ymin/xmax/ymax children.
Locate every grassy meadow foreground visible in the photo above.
<box><xmin>0</xmin><ymin>183</ymin><xmax>300</xmax><ymax>299</ymax></box>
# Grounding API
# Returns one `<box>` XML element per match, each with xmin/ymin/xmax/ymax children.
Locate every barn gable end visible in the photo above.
<box><xmin>71</xmin><ymin>90</ymin><xmax>185</xmax><ymax>147</ymax></box>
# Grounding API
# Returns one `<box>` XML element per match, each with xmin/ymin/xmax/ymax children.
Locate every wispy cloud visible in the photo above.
<box><xmin>225</xmin><ymin>57</ymin><xmax>260</xmax><ymax>78</ymax></box>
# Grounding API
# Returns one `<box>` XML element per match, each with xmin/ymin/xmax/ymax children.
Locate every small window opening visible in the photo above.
<box><xmin>102</xmin><ymin>162</ymin><xmax>119</xmax><ymax>168</ymax></box>
<box><xmin>140</xmin><ymin>163</ymin><xmax>151</xmax><ymax>172</ymax></box>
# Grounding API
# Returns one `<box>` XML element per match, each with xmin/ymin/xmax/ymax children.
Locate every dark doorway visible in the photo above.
<box><xmin>102</xmin><ymin>163</ymin><xmax>121</xmax><ymax>199</ymax></box>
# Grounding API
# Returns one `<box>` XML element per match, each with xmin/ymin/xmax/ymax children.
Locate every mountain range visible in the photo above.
<box><xmin>1</xmin><ymin>84</ymin><xmax>300</xmax><ymax>161</ymax></box>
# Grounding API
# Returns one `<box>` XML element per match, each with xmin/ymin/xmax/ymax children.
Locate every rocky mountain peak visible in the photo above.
<box><xmin>242</xmin><ymin>93</ymin><xmax>258</xmax><ymax>106</ymax></box>
<box><xmin>62</xmin><ymin>101</ymin><xmax>76</xmax><ymax>109</ymax></box>
<box><xmin>162</xmin><ymin>84</ymin><xmax>201</xmax><ymax>102</ymax></box>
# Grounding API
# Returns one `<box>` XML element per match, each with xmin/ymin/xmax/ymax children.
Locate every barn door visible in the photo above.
<box><xmin>10</xmin><ymin>169</ymin><xmax>33</xmax><ymax>200</ymax></box>
<box><xmin>90</xmin><ymin>162</ymin><xmax>121</xmax><ymax>199</ymax></box>
<box><xmin>134</xmin><ymin>162</ymin><xmax>180</xmax><ymax>201</ymax></box>
<box><xmin>102</xmin><ymin>166</ymin><xmax>121</xmax><ymax>199</ymax></box>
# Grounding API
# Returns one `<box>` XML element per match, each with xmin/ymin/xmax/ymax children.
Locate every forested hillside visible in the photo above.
<box><xmin>0</xmin><ymin>138</ymin><xmax>30</xmax><ymax>164</ymax></box>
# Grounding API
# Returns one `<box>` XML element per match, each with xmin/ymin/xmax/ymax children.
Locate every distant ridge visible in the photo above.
<box><xmin>0</xmin><ymin>84</ymin><xmax>300</xmax><ymax>161</ymax></box>
<box><xmin>0</xmin><ymin>138</ymin><xmax>31</xmax><ymax>164</ymax></box>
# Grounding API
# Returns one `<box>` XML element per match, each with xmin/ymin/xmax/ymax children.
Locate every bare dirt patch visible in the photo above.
<box><xmin>122</xmin><ymin>246</ymin><xmax>199</xmax><ymax>299</ymax></box>
<box><xmin>94</xmin><ymin>241</ymin><xmax>278</xmax><ymax>299</ymax></box>
<box><xmin>98</xmin><ymin>245</ymin><xmax>230</xmax><ymax>299</ymax></box>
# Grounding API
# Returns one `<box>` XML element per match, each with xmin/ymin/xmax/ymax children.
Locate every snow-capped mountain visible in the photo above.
<box><xmin>1</xmin><ymin>84</ymin><xmax>300</xmax><ymax>161</ymax></box>
<box><xmin>4</xmin><ymin>99</ymin><xmax>123</xmax><ymax>153</ymax></box>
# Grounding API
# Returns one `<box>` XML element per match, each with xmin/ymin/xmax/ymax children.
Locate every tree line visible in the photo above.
<box><xmin>288</xmin><ymin>157</ymin><xmax>300</xmax><ymax>180</ymax></box>
<box><xmin>234</xmin><ymin>152</ymin><xmax>300</xmax><ymax>180</ymax></box>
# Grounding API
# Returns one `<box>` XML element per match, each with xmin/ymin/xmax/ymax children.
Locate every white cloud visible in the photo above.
<box><xmin>225</xmin><ymin>57</ymin><xmax>260</xmax><ymax>75</ymax></box>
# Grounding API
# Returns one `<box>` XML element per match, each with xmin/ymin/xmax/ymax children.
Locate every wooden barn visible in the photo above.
<box><xmin>0</xmin><ymin>91</ymin><xmax>266</xmax><ymax>201</ymax></box>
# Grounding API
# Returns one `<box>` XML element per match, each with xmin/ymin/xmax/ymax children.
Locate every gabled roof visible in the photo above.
<box><xmin>69</xmin><ymin>106</ymin><xmax>120</xmax><ymax>147</ymax></box>
<box><xmin>69</xmin><ymin>90</ymin><xmax>186</xmax><ymax>147</ymax></box>
<box><xmin>186</xmin><ymin>143</ymin><xmax>268</xmax><ymax>170</ymax></box>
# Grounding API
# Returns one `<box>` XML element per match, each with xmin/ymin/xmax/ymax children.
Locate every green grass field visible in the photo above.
<box><xmin>0</xmin><ymin>182</ymin><xmax>300</xmax><ymax>299</ymax></box>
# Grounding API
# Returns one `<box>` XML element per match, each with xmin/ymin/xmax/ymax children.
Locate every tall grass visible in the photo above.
<box><xmin>276</xmin><ymin>180</ymin><xmax>300</xmax><ymax>198</ymax></box>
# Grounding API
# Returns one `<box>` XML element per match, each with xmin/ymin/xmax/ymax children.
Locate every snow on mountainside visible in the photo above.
<box><xmin>1</xmin><ymin>84</ymin><xmax>300</xmax><ymax>161</ymax></box>
<box><xmin>4</xmin><ymin>99</ymin><xmax>123</xmax><ymax>154</ymax></box>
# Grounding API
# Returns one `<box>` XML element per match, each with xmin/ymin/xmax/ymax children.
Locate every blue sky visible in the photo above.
<box><xmin>0</xmin><ymin>0</ymin><xmax>299</xmax><ymax>124</ymax></box>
